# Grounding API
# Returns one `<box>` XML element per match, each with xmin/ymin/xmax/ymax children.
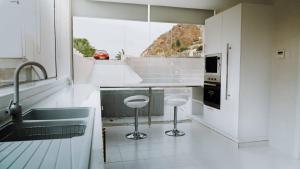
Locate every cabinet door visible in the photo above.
<box><xmin>21</xmin><ymin>0</ymin><xmax>40</xmax><ymax>60</ymax></box>
<box><xmin>220</xmin><ymin>4</ymin><xmax>242</xmax><ymax>138</ymax></box>
<box><xmin>204</xmin><ymin>14</ymin><xmax>222</xmax><ymax>55</ymax></box>
<box><xmin>221</xmin><ymin>4</ymin><xmax>241</xmax><ymax>102</ymax></box>
<box><xmin>37</xmin><ymin>0</ymin><xmax>56</xmax><ymax>77</ymax></box>
<box><xmin>0</xmin><ymin>0</ymin><xmax>23</xmax><ymax>58</ymax></box>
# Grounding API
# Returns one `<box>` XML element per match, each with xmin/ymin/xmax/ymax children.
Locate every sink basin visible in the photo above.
<box><xmin>23</xmin><ymin>107</ymin><xmax>90</xmax><ymax>120</ymax></box>
<box><xmin>0</xmin><ymin>121</ymin><xmax>86</xmax><ymax>142</ymax></box>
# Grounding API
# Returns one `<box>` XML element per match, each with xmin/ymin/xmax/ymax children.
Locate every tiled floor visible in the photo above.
<box><xmin>105</xmin><ymin>121</ymin><xmax>300</xmax><ymax>169</ymax></box>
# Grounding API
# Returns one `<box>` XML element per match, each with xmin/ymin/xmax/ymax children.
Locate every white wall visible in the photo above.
<box><xmin>73</xmin><ymin>51</ymin><xmax>95</xmax><ymax>83</ymax></box>
<box><xmin>72</xmin><ymin>0</ymin><xmax>148</xmax><ymax>21</ymax></box>
<box><xmin>269</xmin><ymin>0</ymin><xmax>300</xmax><ymax>158</ymax></box>
<box><xmin>238</xmin><ymin>3</ymin><xmax>273</xmax><ymax>142</ymax></box>
<box><xmin>150</xmin><ymin>6</ymin><xmax>213</xmax><ymax>25</ymax></box>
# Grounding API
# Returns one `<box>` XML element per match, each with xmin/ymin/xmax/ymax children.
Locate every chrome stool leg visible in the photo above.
<box><xmin>126</xmin><ymin>108</ymin><xmax>147</xmax><ymax>140</ymax></box>
<box><xmin>165</xmin><ymin>106</ymin><xmax>185</xmax><ymax>136</ymax></box>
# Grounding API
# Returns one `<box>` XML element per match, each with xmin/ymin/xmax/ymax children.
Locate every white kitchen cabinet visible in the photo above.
<box><xmin>219</xmin><ymin>4</ymin><xmax>242</xmax><ymax>141</ymax></box>
<box><xmin>0</xmin><ymin>0</ymin><xmax>43</xmax><ymax>59</ymax></box>
<box><xmin>35</xmin><ymin>0</ymin><xmax>56</xmax><ymax>77</ymax></box>
<box><xmin>0</xmin><ymin>0</ymin><xmax>23</xmax><ymax>58</ymax></box>
<box><xmin>203</xmin><ymin>3</ymin><xmax>273</xmax><ymax>143</ymax></box>
<box><xmin>0</xmin><ymin>0</ymin><xmax>57</xmax><ymax>77</ymax></box>
<box><xmin>55</xmin><ymin>0</ymin><xmax>72</xmax><ymax>78</ymax></box>
<box><xmin>21</xmin><ymin>0</ymin><xmax>56</xmax><ymax>76</ymax></box>
<box><xmin>204</xmin><ymin>14</ymin><xmax>222</xmax><ymax>55</ymax></box>
<box><xmin>21</xmin><ymin>0</ymin><xmax>41</xmax><ymax>61</ymax></box>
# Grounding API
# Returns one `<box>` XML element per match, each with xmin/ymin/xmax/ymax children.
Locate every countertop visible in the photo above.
<box><xmin>0</xmin><ymin>84</ymin><xmax>104</xmax><ymax>169</ymax></box>
<box><xmin>99</xmin><ymin>79</ymin><xmax>204</xmax><ymax>88</ymax></box>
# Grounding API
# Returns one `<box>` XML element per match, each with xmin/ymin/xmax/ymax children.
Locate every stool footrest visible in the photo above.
<box><xmin>165</xmin><ymin>129</ymin><xmax>185</xmax><ymax>137</ymax></box>
<box><xmin>126</xmin><ymin>132</ymin><xmax>147</xmax><ymax>140</ymax></box>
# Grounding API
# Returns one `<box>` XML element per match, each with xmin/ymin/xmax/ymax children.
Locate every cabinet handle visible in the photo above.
<box><xmin>204</xmin><ymin>83</ymin><xmax>217</xmax><ymax>87</ymax></box>
<box><xmin>226</xmin><ymin>43</ymin><xmax>231</xmax><ymax>100</ymax></box>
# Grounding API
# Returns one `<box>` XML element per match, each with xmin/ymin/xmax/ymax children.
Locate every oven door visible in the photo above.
<box><xmin>204</xmin><ymin>82</ymin><xmax>221</xmax><ymax>109</ymax></box>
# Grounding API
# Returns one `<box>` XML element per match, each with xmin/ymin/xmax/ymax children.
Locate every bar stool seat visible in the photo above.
<box><xmin>165</xmin><ymin>94</ymin><xmax>188</xmax><ymax>136</ymax></box>
<box><xmin>124</xmin><ymin>95</ymin><xmax>149</xmax><ymax>109</ymax></box>
<box><xmin>124</xmin><ymin>95</ymin><xmax>149</xmax><ymax>140</ymax></box>
<box><xmin>165</xmin><ymin>96</ymin><xmax>188</xmax><ymax>107</ymax></box>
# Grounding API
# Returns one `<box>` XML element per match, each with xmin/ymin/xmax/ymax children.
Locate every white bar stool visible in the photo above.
<box><xmin>124</xmin><ymin>95</ymin><xmax>149</xmax><ymax>140</ymax></box>
<box><xmin>165</xmin><ymin>95</ymin><xmax>189</xmax><ymax>136</ymax></box>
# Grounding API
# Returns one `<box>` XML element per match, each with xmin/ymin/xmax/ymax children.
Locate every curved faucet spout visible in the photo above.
<box><xmin>14</xmin><ymin>61</ymin><xmax>48</xmax><ymax>105</ymax></box>
<box><xmin>8</xmin><ymin>61</ymin><xmax>48</xmax><ymax>121</ymax></box>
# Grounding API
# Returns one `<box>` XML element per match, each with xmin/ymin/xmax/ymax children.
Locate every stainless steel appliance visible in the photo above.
<box><xmin>204</xmin><ymin>82</ymin><xmax>221</xmax><ymax>109</ymax></box>
<box><xmin>204</xmin><ymin>53</ymin><xmax>222</xmax><ymax>109</ymax></box>
<box><xmin>204</xmin><ymin>53</ymin><xmax>221</xmax><ymax>82</ymax></box>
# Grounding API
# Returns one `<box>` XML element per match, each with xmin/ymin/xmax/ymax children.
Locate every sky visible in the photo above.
<box><xmin>73</xmin><ymin>17</ymin><xmax>175</xmax><ymax>59</ymax></box>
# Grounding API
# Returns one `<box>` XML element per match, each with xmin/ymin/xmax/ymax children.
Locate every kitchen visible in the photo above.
<box><xmin>0</xmin><ymin>0</ymin><xmax>300</xmax><ymax>169</ymax></box>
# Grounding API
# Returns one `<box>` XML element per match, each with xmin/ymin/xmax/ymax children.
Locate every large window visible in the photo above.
<box><xmin>72</xmin><ymin>1</ymin><xmax>213</xmax><ymax>60</ymax></box>
<box><xmin>73</xmin><ymin>17</ymin><xmax>150</xmax><ymax>59</ymax></box>
<box><xmin>73</xmin><ymin>17</ymin><xmax>204</xmax><ymax>59</ymax></box>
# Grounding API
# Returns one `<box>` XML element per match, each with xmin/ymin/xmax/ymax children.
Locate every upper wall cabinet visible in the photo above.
<box><xmin>0</xmin><ymin>0</ymin><xmax>56</xmax><ymax>74</ymax></box>
<box><xmin>0</xmin><ymin>0</ymin><xmax>23</xmax><ymax>58</ymax></box>
<box><xmin>204</xmin><ymin>14</ymin><xmax>222</xmax><ymax>54</ymax></box>
<box><xmin>0</xmin><ymin>0</ymin><xmax>56</xmax><ymax>60</ymax></box>
<box><xmin>34</xmin><ymin>0</ymin><xmax>56</xmax><ymax>77</ymax></box>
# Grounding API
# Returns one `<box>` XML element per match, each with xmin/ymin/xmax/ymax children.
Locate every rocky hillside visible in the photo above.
<box><xmin>141</xmin><ymin>24</ymin><xmax>203</xmax><ymax>57</ymax></box>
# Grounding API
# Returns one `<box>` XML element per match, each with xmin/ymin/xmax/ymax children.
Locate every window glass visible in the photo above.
<box><xmin>123</xmin><ymin>20</ymin><xmax>149</xmax><ymax>57</ymax></box>
<box><xmin>73</xmin><ymin>17</ymin><xmax>203</xmax><ymax>59</ymax></box>
<box><xmin>146</xmin><ymin>22</ymin><xmax>175</xmax><ymax>57</ymax></box>
<box><xmin>147</xmin><ymin>22</ymin><xmax>203</xmax><ymax>57</ymax></box>
<box><xmin>73</xmin><ymin>17</ymin><xmax>124</xmax><ymax>60</ymax></box>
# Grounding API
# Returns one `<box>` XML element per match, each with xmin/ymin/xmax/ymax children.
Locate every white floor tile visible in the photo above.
<box><xmin>123</xmin><ymin>160</ymin><xmax>149</xmax><ymax>169</ymax></box>
<box><xmin>108</xmin><ymin>162</ymin><xmax>124</xmax><ymax>169</ymax></box>
<box><xmin>105</xmin><ymin>122</ymin><xmax>300</xmax><ymax>169</ymax></box>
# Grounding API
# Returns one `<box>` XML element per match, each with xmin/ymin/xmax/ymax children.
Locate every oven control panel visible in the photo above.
<box><xmin>204</xmin><ymin>74</ymin><xmax>221</xmax><ymax>83</ymax></box>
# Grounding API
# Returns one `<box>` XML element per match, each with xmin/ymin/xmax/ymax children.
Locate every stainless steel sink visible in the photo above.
<box><xmin>0</xmin><ymin>120</ymin><xmax>86</xmax><ymax>142</ymax></box>
<box><xmin>23</xmin><ymin>107</ymin><xmax>90</xmax><ymax>120</ymax></box>
<box><xmin>0</xmin><ymin>107</ymin><xmax>93</xmax><ymax>142</ymax></box>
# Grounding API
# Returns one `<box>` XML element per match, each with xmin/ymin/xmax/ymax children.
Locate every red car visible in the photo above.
<box><xmin>94</xmin><ymin>50</ymin><xmax>110</xmax><ymax>60</ymax></box>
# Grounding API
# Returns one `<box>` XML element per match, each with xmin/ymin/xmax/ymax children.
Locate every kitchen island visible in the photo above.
<box><xmin>93</xmin><ymin>60</ymin><xmax>204</xmax><ymax>126</ymax></box>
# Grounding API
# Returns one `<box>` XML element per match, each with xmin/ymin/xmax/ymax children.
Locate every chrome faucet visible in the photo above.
<box><xmin>7</xmin><ymin>61</ymin><xmax>48</xmax><ymax>121</ymax></box>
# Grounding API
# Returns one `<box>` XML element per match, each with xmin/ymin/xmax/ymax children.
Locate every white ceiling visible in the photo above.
<box><xmin>91</xmin><ymin>0</ymin><xmax>274</xmax><ymax>11</ymax></box>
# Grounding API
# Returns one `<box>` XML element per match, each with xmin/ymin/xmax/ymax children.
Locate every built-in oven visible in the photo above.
<box><xmin>204</xmin><ymin>81</ymin><xmax>221</xmax><ymax>109</ymax></box>
<box><xmin>204</xmin><ymin>53</ymin><xmax>222</xmax><ymax>109</ymax></box>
